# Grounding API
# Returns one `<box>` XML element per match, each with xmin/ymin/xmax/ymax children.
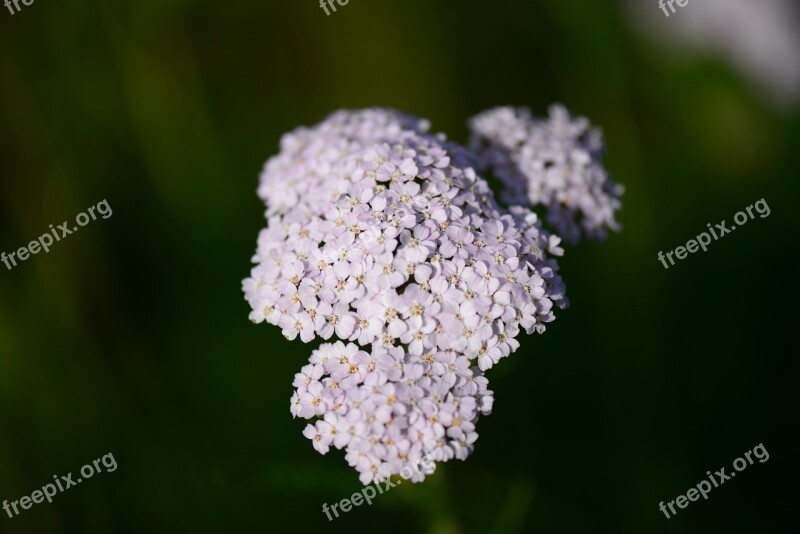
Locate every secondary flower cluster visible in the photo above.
<box><xmin>291</xmin><ymin>342</ymin><xmax>493</xmax><ymax>484</ymax></box>
<box><xmin>469</xmin><ymin>105</ymin><xmax>623</xmax><ymax>243</ymax></box>
<box><xmin>243</xmin><ymin>106</ymin><xmax>617</xmax><ymax>484</ymax></box>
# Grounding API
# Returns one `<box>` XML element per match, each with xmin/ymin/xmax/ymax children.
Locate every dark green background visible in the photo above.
<box><xmin>0</xmin><ymin>1</ymin><xmax>796</xmax><ymax>532</ymax></box>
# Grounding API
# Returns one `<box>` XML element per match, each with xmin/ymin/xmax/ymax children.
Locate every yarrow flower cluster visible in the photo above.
<box><xmin>243</xmin><ymin>107</ymin><xmax>619</xmax><ymax>484</ymax></box>
<box><xmin>291</xmin><ymin>342</ymin><xmax>493</xmax><ymax>484</ymax></box>
<box><xmin>245</xmin><ymin>109</ymin><xmax>566</xmax><ymax>362</ymax></box>
<box><xmin>469</xmin><ymin>105</ymin><xmax>624</xmax><ymax>244</ymax></box>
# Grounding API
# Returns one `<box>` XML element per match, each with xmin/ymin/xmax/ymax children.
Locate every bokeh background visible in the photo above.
<box><xmin>1</xmin><ymin>1</ymin><xmax>797</xmax><ymax>532</ymax></box>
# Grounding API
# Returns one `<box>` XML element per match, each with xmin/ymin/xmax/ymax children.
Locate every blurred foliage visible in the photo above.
<box><xmin>0</xmin><ymin>0</ymin><xmax>796</xmax><ymax>532</ymax></box>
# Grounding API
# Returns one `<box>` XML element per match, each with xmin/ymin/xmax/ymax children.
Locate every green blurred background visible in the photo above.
<box><xmin>0</xmin><ymin>1</ymin><xmax>797</xmax><ymax>532</ymax></box>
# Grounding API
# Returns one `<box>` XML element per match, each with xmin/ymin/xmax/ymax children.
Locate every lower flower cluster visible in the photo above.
<box><xmin>291</xmin><ymin>342</ymin><xmax>493</xmax><ymax>484</ymax></box>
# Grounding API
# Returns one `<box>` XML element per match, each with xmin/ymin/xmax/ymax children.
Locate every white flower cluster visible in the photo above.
<box><xmin>243</xmin><ymin>108</ymin><xmax>577</xmax><ymax>484</ymax></box>
<box><xmin>291</xmin><ymin>342</ymin><xmax>493</xmax><ymax>484</ymax></box>
<box><xmin>469</xmin><ymin>105</ymin><xmax>623</xmax><ymax>244</ymax></box>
